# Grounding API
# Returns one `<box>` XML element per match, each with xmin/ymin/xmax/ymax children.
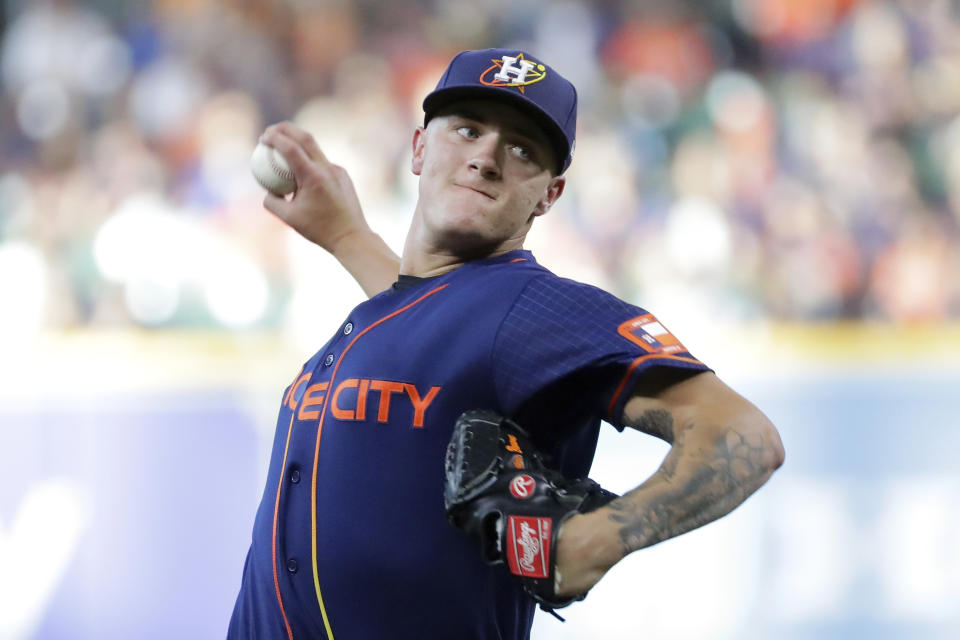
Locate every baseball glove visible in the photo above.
<box><xmin>444</xmin><ymin>409</ymin><xmax>618</xmax><ymax>616</ymax></box>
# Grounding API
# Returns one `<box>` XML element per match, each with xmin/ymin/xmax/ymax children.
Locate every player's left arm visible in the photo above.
<box><xmin>553</xmin><ymin>370</ymin><xmax>785</xmax><ymax>597</ymax></box>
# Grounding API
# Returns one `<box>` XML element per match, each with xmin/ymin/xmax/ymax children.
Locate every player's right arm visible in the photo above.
<box><xmin>259</xmin><ymin>122</ymin><xmax>401</xmax><ymax>297</ymax></box>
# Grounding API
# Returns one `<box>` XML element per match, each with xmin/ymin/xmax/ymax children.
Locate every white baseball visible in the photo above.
<box><xmin>250</xmin><ymin>142</ymin><xmax>297</xmax><ymax>196</ymax></box>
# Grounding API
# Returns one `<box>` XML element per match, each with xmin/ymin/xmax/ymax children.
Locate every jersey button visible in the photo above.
<box><xmin>343</xmin><ymin>322</ymin><xmax>353</xmax><ymax>335</ymax></box>
<box><xmin>286</xmin><ymin>558</ymin><xmax>298</xmax><ymax>573</ymax></box>
<box><xmin>290</xmin><ymin>468</ymin><xmax>300</xmax><ymax>484</ymax></box>
<box><xmin>324</xmin><ymin>354</ymin><xmax>334</xmax><ymax>366</ymax></box>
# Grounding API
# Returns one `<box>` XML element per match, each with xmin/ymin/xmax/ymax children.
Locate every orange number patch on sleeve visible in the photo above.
<box><xmin>617</xmin><ymin>313</ymin><xmax>687</xmax><ymax>355</ymax></box>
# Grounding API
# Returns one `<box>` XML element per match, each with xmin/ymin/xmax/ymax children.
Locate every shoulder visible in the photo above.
<box><xmin>462</xmin><ymin>251</ymin><xmax>624</xmax><ymax>303</ymax></box>
<box><xmin>510</xmin><ymin>271</ymin><xmax>638</xmax><ymax>323</ymax></box>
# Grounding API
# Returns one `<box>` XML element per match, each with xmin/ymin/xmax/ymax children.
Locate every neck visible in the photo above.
<box><xmin>398</xmin><ymin>214</ymin><xmax>524</xmax><ymax>277</ymax></box>
<box><xmin>398</xmin><ymin>251</ymin><xmax>464</xmax><ymax>278</ymax></box>
<box><xmin>398</xmin><ymin>244</ymin><xmax>522</xmax><ymax>278</ymax></box>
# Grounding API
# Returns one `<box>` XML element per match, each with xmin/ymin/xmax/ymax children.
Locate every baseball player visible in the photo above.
<box><xmin>228</xmin><ymin>49</ymin><xmax>784</xmax><ymax>639</ymax></box>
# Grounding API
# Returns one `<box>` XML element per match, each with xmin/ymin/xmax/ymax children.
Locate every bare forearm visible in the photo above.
<box><xmin>606</xmin><ymin>417</ymin><xmax>779</xmax><ymax>555</ymax></box>
<box><xmin>555</xmin><ymin>417</ymin><xmax>781</xmax><ymax>598</ymax></box>
<box><xmin>560</xmin><ymin>420</ymin><xmax>778</xmax><ymax>575</ymax></box>
<box><xmin>329</xmin><ymin>229</ymin><xmax>401</xmax><ymax>297</ymax></box>
<box><xmin>554</xmin><ymin>373</ymin><xmax>784</xmax><ymax>598</ymax></box>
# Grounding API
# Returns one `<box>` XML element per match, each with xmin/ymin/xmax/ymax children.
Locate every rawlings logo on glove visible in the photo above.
<box><xmin>509</xmin><ymin>475</ymin><xmax>536</xmax><ymax>499</ymax></box>
<box><xmin>443</xmin><ymin>409</ymin><xmax>617</xmax><ymax>616</ymax></box>
<box><xmin>509</xmin><ymin>516</ymin><xmax>550</xmax><ymax>578</ymax></box>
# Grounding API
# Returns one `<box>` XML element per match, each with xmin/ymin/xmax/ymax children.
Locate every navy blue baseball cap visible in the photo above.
<box><xmin>423</xmin><ymin>48</ymin><xmax>577</xmax><ymax>174</ymax></box>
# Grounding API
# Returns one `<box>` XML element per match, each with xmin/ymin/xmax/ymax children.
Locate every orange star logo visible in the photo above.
<box><xmin>478</xmin><ymin>53</ymin><xmax>547</xmax><ymax>93</ymax></box>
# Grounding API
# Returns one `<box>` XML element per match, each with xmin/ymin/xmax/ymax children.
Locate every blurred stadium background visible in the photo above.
<box><xmin>1</xmin><ymin>0</ymin><xmax>958</xmax><ymax>638</ymax></box>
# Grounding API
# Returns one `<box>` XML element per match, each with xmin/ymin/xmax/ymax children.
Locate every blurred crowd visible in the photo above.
<box><xmin>1</xmin><ymin>0</ymin><xmax>959</xmax><ymax>337</ymax></box>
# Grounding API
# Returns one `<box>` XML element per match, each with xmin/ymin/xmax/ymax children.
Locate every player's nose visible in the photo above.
<box><xmin>468</xmin><ymin>134</ymin><xmax>502</xmax><ymax>181</ymax></box>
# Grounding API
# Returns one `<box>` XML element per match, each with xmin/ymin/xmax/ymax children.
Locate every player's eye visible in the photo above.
<box><xmin>457</xmin><ymin>126</ymin><xmax>479</xmax><ymax>139</ymax></box>
<box><xmin>510</xmin><ymin>144</ymin><xmax>532</xmax><ymax>161</ymax></box>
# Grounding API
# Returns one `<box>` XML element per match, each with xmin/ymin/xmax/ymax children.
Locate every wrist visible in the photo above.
<box><xmin>324</xmin><ymin>227</ymin><xmax>400</xmax><ymax>297</ymax></box>
<box><xmin>554</xmin><ymin>508</ymin><xmax>623</xmax><ymax>597</ymax></box>
<box><xmin>565</xmin><ymin>508</ymin><xmax>624</xmax><ymax>571</ymax></box>
<box><xmin>322</xmin><ymin>224</ymin><xmax>372</xmax><ymax>256</ymax></box>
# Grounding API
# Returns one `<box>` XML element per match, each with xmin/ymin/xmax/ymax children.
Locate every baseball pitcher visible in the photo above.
<box><xmin>228</xmin><ymin>48</ymin><xmax>784</xmax><ymax>639</ymax></box>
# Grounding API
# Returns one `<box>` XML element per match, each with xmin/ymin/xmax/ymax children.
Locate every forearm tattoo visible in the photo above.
<box><xmin>608</xmin><ymin>424</ymin><xmax>771</xmax><ymax>556</ymax></box>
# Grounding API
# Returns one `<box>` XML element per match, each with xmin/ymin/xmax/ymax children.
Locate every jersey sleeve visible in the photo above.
<box><xmin>491</xmin><ymin>275</ymin><xmax>711</xmax><ymax>430</ymax></box>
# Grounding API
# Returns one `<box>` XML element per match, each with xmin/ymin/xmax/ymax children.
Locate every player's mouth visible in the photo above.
<box><xmin>456</xmin><ymin>184</ymin><xmax>497</xmax><ymax>200</ymax></box>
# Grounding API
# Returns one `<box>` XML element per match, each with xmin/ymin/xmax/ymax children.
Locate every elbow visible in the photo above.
<box><xmin>756</xmin><ymin>417</ymin><xmax>785</xmax><ymax>475</ymax></box>
<box><xmin>765</xmin><ymin>428</ymin><xmax>785</xmax><ymax>472</ymax></box>
<box><xmin>735</xmin><ymin>419</ymin><xmax>784</xmax><ymax>497</ymax></box>
<box><xmin>729</xmin><ymin>408</ymin><xmax>784</xmax><ymax>482</ymax></box>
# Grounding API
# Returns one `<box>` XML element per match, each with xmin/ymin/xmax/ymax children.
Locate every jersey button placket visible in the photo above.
<box><xmin>324</xmin><ymin>353</ymin><xmax>334</xmax><ymax>367</ymax></box>
<box><xmin>343</xmin><ymin>321</ymin><xmax>353</xmax><ymax>335</ymax></box>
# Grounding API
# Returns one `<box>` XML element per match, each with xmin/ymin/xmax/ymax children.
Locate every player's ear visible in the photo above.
<box><xmin>411</xmin><ymin>126</ymin><xmax>427</xmax><ymax>176</ymax></box>
<box><xmin>532</xmin><ymin>175</ymin><xmax>565</xmax><ymax>218</ymax></box>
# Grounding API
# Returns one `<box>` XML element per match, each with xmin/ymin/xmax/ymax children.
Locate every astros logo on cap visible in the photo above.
<box><xmin>479</xmin><ymin>53</ymin><xmax>547</xmax><ymax>93</ymax></box>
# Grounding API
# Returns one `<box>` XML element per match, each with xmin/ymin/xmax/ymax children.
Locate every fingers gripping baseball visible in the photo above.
<box><xmin>256</xmin><ymin>122</ymin><xmax>369</xmax><ymax>253</ymax></box>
